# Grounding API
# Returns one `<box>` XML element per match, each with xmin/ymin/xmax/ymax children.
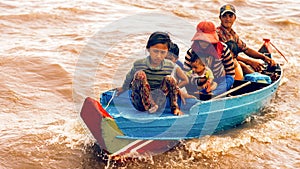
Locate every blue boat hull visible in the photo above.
<box><xmin>100</xmin><ymin>77</ymin><xmax>280</xmax><ymax>140</ymax></box>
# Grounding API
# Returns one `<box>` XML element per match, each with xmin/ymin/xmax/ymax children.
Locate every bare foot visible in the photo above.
<box><xmin>173</xmin><ymin>108</ymin><xmax>183</xmax><ymax>116</ymax></box>
<box><xmin>148</xmin><ymin>104</ymin><xmax>158</xmax><ymax>114</ymax></box>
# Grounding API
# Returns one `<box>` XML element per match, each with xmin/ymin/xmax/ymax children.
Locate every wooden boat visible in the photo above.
<box><xmin>80</xmin><ymin>41</ymin><xmax>283</xmax><ymax>160</ymax></box>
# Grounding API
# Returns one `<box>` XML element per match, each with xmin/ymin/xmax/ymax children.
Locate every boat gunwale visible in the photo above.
<box><xmin>101</xmin><ymin>66</ymin><xmax>283</xmax><ymax>124</ymax></box>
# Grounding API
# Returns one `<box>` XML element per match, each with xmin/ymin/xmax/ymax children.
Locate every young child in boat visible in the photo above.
<box><xmin>167</xmin><ymin>42</ymin><xmax>184</xmax><ymax>69</ymax></box>
<box><xmin>189</xmin><ymin>56</ymin><xmax>217</xmax><ymax>94</ymax></box>
<box><xmin>116</xmin><ymin>31</ymin><xmax>183</xmax><ymax>115</ymax></box>
<box><xmin>166</xmin><ymin>42</ymin><xmax>189</xmax><ymax>88</ymax></box>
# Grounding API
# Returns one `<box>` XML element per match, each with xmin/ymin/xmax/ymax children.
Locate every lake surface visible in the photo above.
<box><xmin>0</xmin><ymin>0</ymin><xmax>299</xmax><ymax>168</ymax></box>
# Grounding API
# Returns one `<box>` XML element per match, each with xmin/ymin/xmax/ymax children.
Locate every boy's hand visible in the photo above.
<box><xmin>265</xmin><ymin>57</ymin><xmax>276</xmax><ymax>67</ymax></box>
<box><xmin>249</xmin><ymin>60</ymin><xmax>264</xmax><ymax>72</ymax></box>
<box><xmin>116</xmin><ymin>87</ymin><xmax>124</xmax><ymax>96</ymax></box>
<box><xmin>205</xmin><ymin>81</ymin><xmax>212</xmax><ymax>93</ymax></box>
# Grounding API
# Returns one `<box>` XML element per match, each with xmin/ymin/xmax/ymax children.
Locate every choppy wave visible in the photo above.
<box><xmin>1</xmin><ymin>0</ymin><xmax>300</xmax><ymax>168</ymax></box>
<box><xmin>271</xmin><ymin>18</ymin><xmax>300</xmax><ymax>26</ymax></box>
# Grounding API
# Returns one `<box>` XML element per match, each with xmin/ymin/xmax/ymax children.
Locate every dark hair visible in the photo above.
<box><xmin>169</xmin><ymin>42</ymin><xmax>179</xmax><ymax>59</ymax></box>
<box><xmin>146</xmin><ymin>31</ymin><xmax>171</xmax><ymax>49</ymax></box>
<box><xmin>225</xmin><ymin>40</ymin><xmax>240</xmax><ymax>57</ymax></box>
<box><xmin>190</xmin><ymin>51</ymin><xmax>205</xmax><ymax>66</ymax></box>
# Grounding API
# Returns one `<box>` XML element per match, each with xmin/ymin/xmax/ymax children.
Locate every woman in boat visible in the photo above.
<box><xmin>183</xmin><ymin>21</ymin><xmax>235</xmax><ymax>96</ymax></box>
<box><xmin>116</xmin><ymin>31</ymin><xmax>184</xmax><ymax>115</ymax></box>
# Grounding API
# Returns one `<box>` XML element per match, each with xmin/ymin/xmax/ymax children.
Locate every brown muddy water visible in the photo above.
<box><xmin>0</xmin><ymin>0</ymin><xmax>299</xmax><ymax>168</ymax></box>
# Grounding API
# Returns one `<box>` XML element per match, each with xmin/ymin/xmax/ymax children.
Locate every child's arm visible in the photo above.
<box><xmin>204</xmin><ymin>79</ymin><xmax>212</xmax><ymax>92</ymax></box>
<box><xmin>204</xmin><ymin>68</ymin><xmax>215</xmax><ymax>92</ymax></box>
<box><xmin>176</xmin><ymin>67</ymin><xmax>189</xmax><ymax>88</ymax></box>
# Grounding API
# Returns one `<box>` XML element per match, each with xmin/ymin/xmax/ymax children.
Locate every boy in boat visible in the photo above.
<box><xmin>167</xmin><ymin>42</ymin><xmax>184</xmax><ymax>69</ymax></box>
<box><xmin>216</xmin><ymin>4</ymin><xmax>276</xmax><ymax>74</ymax></box>
<box><xmin>166</xmin><ymin>42</ymin><xmax>189</xmax><ymax>88</ymax></box>
<box><xmin>116</xmin><ymin>32</ymin><xmax>184</xmax><ymax>115</ymax></box>
<box><xmin>183</xmin><ymin>21</ymin><xmax>235</xmax><ymax>96</ymax></box>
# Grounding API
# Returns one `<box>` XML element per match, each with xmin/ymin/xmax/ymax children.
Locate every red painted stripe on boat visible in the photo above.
<box><xmin>96</xmin><ymin>99</ymin><xmax>112</xmax><ymax>118</ymax></box>
<box><xmin>113</xmin><ymin>140</ymin><xmax>148</xmax><ymax>156</ymax></box>
<box><xmin>136</xmin><ymin>140</ymin><xmax>179</xmax><ymax>155</ymax></box>
<box><xmin>112</xmin><ymin>139</ymin><xmax>179</xmax><ymax>157</ymax></box>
